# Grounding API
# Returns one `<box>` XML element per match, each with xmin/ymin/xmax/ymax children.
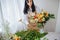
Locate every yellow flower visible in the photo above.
<box><xmin>38</xmin><ymin>18</ymin><xmax>42</xmax><ymax>22</ymax></box>
<box><xmin>30</xmin><ymin>19</ymin><xmax>35</xmax><ymax>23</ymax></box>
<box><xmin>41</xmin><ymin>11</ymin><xmax>44</xmax><ymax>14</ymax></box>
<box><xmin>36</xmin><ymin>13</ymin><xmax>44</xmax><ymax>20</ymax></box>
<box><xmin>40</xmin><ymin>13</ymin><xmax>44</xmax><ymax>18</ymax></box>
<box><xmin>35</xmin><ymin>18</ymin><xmax>38</xmax><ymax>22</ymax></box>
<box><xmin>41</xmin><ymin>9</ymin><xmax>48</xmax><ymax>17</ymax></box>
<box><xmin>42</xmin><ymin>17</ymin><xmax>45</xmax><ymax>21</ymax></box>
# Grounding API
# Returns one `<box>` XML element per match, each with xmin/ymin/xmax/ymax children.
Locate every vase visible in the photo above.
<box><xmin>39</xmin><ymin>27</ymin><xmax>44</xmax><ymax>34</ymax></box>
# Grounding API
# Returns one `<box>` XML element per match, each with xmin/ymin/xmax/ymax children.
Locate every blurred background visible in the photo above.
<box><xmin>0</xmin><ymin>0</ymin><xmax>60</xmax><ymax>34</ymax></box>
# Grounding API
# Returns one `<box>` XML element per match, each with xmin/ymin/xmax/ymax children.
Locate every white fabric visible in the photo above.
<box><xmin>0</xmin><ymin>1</ymin><xmax>5</xmax><ymax>33</ymax></box>
<box><xmin>41</xmin><ymin>32</ymin><xmax>60</xmax><ymax>40</ymax></box>
<box><xmin>0</xmin><ymin>0</ymin><xmax>41</xmax><ymax>34</ymax></box>
<box><xmin>0</xmin><ymin>0</ymin><xmax>25</xmax><ymax>34</ymax></box>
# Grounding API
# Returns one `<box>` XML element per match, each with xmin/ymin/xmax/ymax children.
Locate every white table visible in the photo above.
<box><xmin>41</xmin><ymin>32</ymin><xmax>60</xmax><ymax>40</ymax></box>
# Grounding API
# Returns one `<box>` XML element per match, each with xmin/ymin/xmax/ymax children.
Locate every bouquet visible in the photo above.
<box><xmin>28</xmin><ymin>10</ymin><xmax>55</xmax><ymax>28</ymax></box>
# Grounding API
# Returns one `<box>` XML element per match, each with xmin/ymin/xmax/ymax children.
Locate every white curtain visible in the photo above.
<box><xmin>0</xmin><ymin>0</ymin><xmax>26</xmax><ymax>34</ymax></box>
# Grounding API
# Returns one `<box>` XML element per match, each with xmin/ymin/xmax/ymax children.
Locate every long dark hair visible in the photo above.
<box><xmin>24</xmin><ymin>0</ymin><xmax>36</xmax><ymax>14</ymax></box>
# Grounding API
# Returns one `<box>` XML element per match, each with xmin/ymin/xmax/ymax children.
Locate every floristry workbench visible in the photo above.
<box><xmin>10</xmin><ymin>9</ymin><xmax>55</xmax><ymax>40</ymax></box>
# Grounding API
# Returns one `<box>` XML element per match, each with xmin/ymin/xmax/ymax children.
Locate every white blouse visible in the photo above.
<box><xmin>22</xmin><ymin>6</ymin><xmax>41</xmax><ymax>30</ymax></box>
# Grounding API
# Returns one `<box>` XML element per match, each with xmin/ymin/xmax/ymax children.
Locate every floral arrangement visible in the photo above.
<box><xmin>29</xmin><ymin>10</ymin><xmax>55</xmax><ymax>28</ymax></box>
<box><xmin>10</xmin><ymin>10</ymin><xmax>55</xmax><ymax>40</ymax></box>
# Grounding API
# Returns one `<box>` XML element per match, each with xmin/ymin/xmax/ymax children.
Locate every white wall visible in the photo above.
<box><xmin>56</xmin><ymin>0</ymin><xmax>60</xmax><ymax>33</ymax></box>
<box><xmin>34</xmin><ymin>0</ymin><xmax>59</xmax><ymax>32</ymax></box>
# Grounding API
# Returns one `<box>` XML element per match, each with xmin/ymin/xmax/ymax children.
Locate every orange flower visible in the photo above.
<box><xmin>36</xmin><ymin>14</ymin><xmax>40</xmax><ymax>17</ymax></box>
<box><xmin>38</xmin><ymin>20</ymin><xmax>42</xmax><ymax>22</ymax></box>
<box><xmin>38</xmin><ymin>17</ymin><xmax>45</xmax><ymax>22</ymax></box>
<box><xmin>15</xmin><ymin>37</ymin><xmax>20</xmax><ymax>40</ymax></box>
<box><xmin>34</xmin><ymin>15</ymin><xmax>38</xmax><ymax>19</ymax></box>
<box><xmin>36</xmin><ymin>13</ymin><xmax>44</xmax><ymax>20</ymax></box>
<box><xmin>45</xmin><ymin>12</ymin><xmax>48</xmax><ymax>17</ymax></box>
<box><xmin>38</xmin><ymin>18</ymin><xmax>43</xmax><ymax>22</ymax></box>
<box><xmin>13</xmin><ymin>35</ymin><xmax>20</xmax><ymax>40</ymax></box>
<box><xmin>39</xmin><ymin>13</ymin><xmax>44</xmax><ymax>18</ymax></box>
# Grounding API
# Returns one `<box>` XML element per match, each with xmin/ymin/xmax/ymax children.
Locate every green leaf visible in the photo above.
<box><xmin>37</xmin><ymin>23</ymin><xmax>43</xmax><ymax>28</ymax></box>
<box><xmin>15</xmin><ymin>30</ymin><xmax>48</xmax><ymax>40</ymax></box>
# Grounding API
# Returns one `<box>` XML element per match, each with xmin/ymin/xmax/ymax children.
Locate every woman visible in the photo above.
<box><xmin>22</xmin><ymin>0</ymin><xmax>41</xmax><ymax>30</ymax></box>
<box><xmin>23</xmin><ymin>0</ymin><xmax>38</xmax><ymax>30</ymax></box>
<box><xmin>24</xmin><ymin>0</ymin><xmax>36</xmax><ymax>14</ymax></box>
